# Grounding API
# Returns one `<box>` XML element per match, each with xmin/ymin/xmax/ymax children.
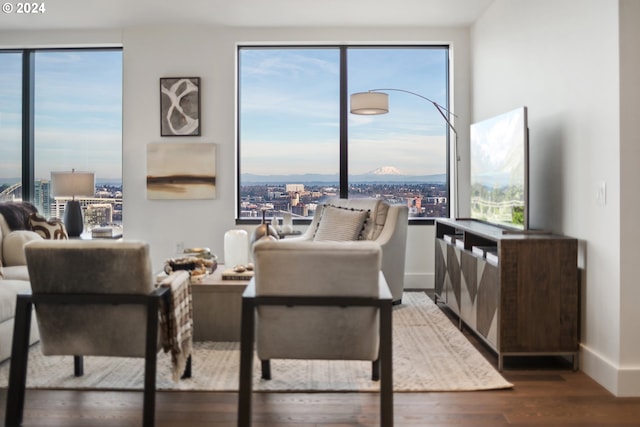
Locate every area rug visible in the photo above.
<box><xmin>0</xmin><ymin>292</ymin><xmax>512</xmax><ymax>392</ymax></box>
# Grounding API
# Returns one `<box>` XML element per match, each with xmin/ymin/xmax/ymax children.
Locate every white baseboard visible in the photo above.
<box><xmin>403</xmin><ymin>272</ymin><xmax>433</xmax><ymax>290</ymax></box>
<box><xmin>581</xmin><ymin>343</ymin><xmax>640</xmax><ymax>397</ymax></box>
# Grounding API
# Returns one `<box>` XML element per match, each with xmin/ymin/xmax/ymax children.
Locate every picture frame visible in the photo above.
<box><xmin>160</xmin><ymin>77</ymin><xmax>201</xmax><ymax>136</ymax></box>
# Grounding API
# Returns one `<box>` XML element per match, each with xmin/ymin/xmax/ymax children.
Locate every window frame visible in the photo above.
<box><xmin>1</xmin><ymin>47</ymin><xmax>123</xmax><ymax>212</ymax></box>
<box><xmin>236</xmin><ymin>44</ymin><xmax>452</xmax><ymax>226</ymax></box>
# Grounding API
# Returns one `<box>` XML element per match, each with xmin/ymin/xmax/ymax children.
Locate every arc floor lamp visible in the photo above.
<box><xmin>350</xmin><ymin>89</ymin><xmax>459</xmax><ymax>218</ymax></box>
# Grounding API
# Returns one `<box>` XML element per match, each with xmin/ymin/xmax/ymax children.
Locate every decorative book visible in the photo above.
<box><xmin>472</xmin><ymin>245</ymin><xmax>498</xmax><ymax>258</ymax></box>
<box><xmin>485</xmin><ymin>251</ymin><xmax>499</xmax><ymax>266</ymax></box>
<box><xmin>222</xmin><ymin>268</ymin><xmax>254</xmax><ymax>281</ymax></box>
<box><xmin>91</xmin><ymin>226</ymin><xmax>123</xmax><ymax>239</ymax></box>
<box><xmin>443</xmin><ymin>233</ymin><xmax>463</xmax><ymax>244</ymax></box>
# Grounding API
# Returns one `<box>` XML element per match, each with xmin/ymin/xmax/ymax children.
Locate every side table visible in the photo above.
<box><xmin>191</xmin><ymin>264</ymin><xmax>251</xmax><ymax>341</ymax></box>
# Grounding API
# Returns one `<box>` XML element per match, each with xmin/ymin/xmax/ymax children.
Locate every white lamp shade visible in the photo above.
<box><xmin>350</xmin><ymin>92</ymin><xmax>389</xmax><ymax>115</ymax></box>
<box><xmin>224</xmin><ymin>229</ymin><xmax>249</xmax><ymax>267</ymax></box>
<box><xmin>51</xmin><ymin>171</ymin><xmax>95</xmax><ymax>197</ymax></box>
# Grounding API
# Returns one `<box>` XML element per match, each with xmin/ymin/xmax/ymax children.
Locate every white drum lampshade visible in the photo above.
<box><xmin>224</xmin><ymin>229</ymin><xmax>249</xmax><ymax>267</ymax></box>
<box><xmin>350</xmin><ymin>91</ymin><xmax>389</xmax><ymax>115</ymax></box>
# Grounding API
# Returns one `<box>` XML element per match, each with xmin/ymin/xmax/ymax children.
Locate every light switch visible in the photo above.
<box><xmin>596</xmin><ymin>181</ymin><xmax>606</xmax><ymax>206</ymax></box>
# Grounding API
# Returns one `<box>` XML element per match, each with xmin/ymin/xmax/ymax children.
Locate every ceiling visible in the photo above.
<box><xmin>0</xmin><ymin>0</ymin><xmax>495</xmax><ymax>31</ymax></box>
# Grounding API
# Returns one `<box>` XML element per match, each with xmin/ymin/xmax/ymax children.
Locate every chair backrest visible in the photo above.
<box><xmin>252</xmin><ymin>239</ymin><xmax>382</xmax><ymax>361</ymax></box>
<box><xmin>25</xmin><ymin>240</ymin><xmax>154</xmax><ymax>357</ymax></box>
<box><xmin>253</xmin><ymin>239</ymin><xmax>381</xmax><ymax>297</ymax></box>
<box><xmin>299</xmin><ymin>198</ymin><xmax>408</xmax><ymax>302</ymax></box>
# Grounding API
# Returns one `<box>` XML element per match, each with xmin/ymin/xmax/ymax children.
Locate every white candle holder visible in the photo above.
<box><xmin>224</xmin><ymin>229</ymin><xmax>249</xmax><ymax>267</ymax></box>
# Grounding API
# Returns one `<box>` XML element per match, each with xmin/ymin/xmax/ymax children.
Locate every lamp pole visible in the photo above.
<box><xmin>350</xmin><ymin>89</ymin><xmax>460</xmax><ymax>219</ymax></box>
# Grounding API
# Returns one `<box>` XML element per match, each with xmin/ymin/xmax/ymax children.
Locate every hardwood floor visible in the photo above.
<box><xmin>2</xmin><ymin>293</ymin><xmax>640</xmax><ymax>426</ymax></box>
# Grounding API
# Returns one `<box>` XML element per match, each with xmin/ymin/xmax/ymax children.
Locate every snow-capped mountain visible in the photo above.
<box><xmin>241</xmin><ymin>166</ymin><xmax>446</xmax><ymax>184</ymax></box>
<box><xmin>366</xmin><ymin>166</ymin><xmax>403</xmax><ymax>175</ymax></box>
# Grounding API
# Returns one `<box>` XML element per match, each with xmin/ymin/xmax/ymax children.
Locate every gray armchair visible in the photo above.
<box><xmin>238</xmin><ymin>239</ymin><xmax>393</xmax><ymax>426</ymax></box>
<box><xmin>5</xmin><ymin>240</ymin><xmax>192</xmax><ymax>427</ymax></box>
<box><xmin>291</xmin><ymin>197</ymin><xmax>408</xmax><ymax>303</ymax></box>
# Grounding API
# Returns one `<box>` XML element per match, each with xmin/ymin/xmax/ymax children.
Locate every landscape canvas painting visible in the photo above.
<box><xmin>147</xmin><ymin>142</ymin><xmax>216</xmax><ymax>199</ymax></box>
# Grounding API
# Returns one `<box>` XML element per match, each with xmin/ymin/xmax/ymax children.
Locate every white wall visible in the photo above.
<box><xmin>0</xmin><ymin>30</ymin><xmax>122</xmax><ymax>48</ymax></box>
<box><xmin>472</xmin><ymin>0</ymin><xmax>640</xmax><ymax>396</ymax></box>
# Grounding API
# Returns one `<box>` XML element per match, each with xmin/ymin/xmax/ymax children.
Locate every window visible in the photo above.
<box><xmin>238</xmin><ymin>48</ymin><xmax>340</xmax><ymax>220</ymax></box>
<box><xmin>0</xmin><ymin>49</ymin><xmax>123</xmax><ymax>228</ymax></box>
<box><xmin>238</xmin><ymin>45</ymin><xmax>450</xmax><ymax>222</ymax></box>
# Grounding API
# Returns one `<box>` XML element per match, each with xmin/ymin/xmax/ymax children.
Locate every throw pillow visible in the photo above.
<box><xmin>313</xmin><ymin>205</ymin><xmax>368</xmax><ymax>242</ymax></box>
<box><xmin>29</xmin><ymin>213</ymin><xmax>69</xmax><ymax>240</ymax></box>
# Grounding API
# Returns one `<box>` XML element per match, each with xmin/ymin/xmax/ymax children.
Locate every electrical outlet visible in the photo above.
<box><xmin>176</xmin><ymin>241</ymin><xmax>184</xmax><ymax>254</ymax></box>
<box><xmin>596</xmin><ymin>181</ymin><xmax>607</xmax><ymax>206</ymax></box>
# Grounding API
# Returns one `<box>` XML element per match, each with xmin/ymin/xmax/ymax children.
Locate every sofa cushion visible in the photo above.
<box><xmin>0</xmin><ymin>217</ymin><xmax>4</xmax><ymax>276</ymax></box>
<box><xmin>0</xmin><ymin>279</ymin><xmax>32</xmax><ymax>323</ymax></box>
<box><xmin>1</xmin><ymin>202</ymin><xmax>40</xmax><ymax>266</ymax></box>
<box><xmin>326</xmin><ymin>198</ymin><xmax>390</xmax><ymax>240</ymax></box>
<box><xmin>2</xmin><ymin>230</ymin><xmax>43</xmax><ymax>266</ymax></box>
<box><xmin>0</xmin><ymin>214</ymin><xmax>6</xmax><ymax>266</ymax></box>
<box><xmin>2</xmin><ymin>265</ymin><xmax>30</xmax><ymax>281</ymax></box>
<box><xmin>313</xmin><ymin>205</ymin><xmax>368</xmax><ymax>242</ymax></box>
<box><xmin>29</xmin><ymin>213</ymin><xmax>68</xmax><ymax>240</ymax></box>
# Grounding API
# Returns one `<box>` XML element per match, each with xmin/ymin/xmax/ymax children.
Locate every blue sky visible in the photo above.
<box><xmin>0</xmin><ymin>50</ymin><xmax>122</xmax><ymax>182</ymax></box>
<box><xmin>239</xmin><ymin>47</ymin><xmax>449</xmax><ymax>176</ymax></box>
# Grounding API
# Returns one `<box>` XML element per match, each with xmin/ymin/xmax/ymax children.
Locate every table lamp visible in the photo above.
<box><xmin>51</xmin><ymin>170</ymin><xmax>95</xmax><ymax>237</ymax></box>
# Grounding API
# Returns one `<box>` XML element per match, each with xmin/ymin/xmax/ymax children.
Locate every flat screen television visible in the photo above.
<box><xmin>469</xmin><ymin>106</ymin><xmax>529</xmax><ymax>230</ymax></box>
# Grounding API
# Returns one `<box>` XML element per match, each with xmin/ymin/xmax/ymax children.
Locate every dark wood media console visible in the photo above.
<box><xmin>434</xmin><ymin>218</ymin><xmax>579</xmax><ymax>370</ymax></box>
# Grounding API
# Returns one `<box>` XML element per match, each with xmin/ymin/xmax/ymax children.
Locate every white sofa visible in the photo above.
<box><xmin>0</xmin><ymin>209</ymin><xmax>42</xmax><ymax>363</ymax></box>
<box><xmin>289</xmin><ymin>197</ymin><xmax>408</xmax><ymax>303</ymax></box>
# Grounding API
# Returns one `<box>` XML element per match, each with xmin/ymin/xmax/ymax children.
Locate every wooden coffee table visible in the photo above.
<box><xmin>190</xmin><ymin>264</ymin><xmax>251</xmax><ymax>341</ymax></box>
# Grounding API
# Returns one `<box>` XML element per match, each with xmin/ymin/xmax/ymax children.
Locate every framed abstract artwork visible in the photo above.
<box><xmin>160</xmin><ymin>77</ymin><xmax>201</xmax><ymax>136</ymax></box>
<box><xmin>146</xmin><ymin>142</ymin><xmax>216</xmax><ymax>199</ymax></box>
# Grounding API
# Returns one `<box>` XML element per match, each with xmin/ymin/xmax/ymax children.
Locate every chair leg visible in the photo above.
<box><xmin>238</xmin><ymin>297</ymin><xmax>255</xmax><ymax>427</ymax></box>
<box><xmin>372</xmin><ymin>358</ymin><xmax>380</xmax><ymax>381</ymax></box>
<box><xmin>380</xmin><ymin>300</ymin><xmax>394</xmax><ymax>426</ymax></box>
<box><xmin>74</xmin><ymin>355</ymin><xmax>84</xmax><ymax>377</ymax></box>
<box><xmin>181</xmin><ymin>354</ymin><xmax>192</xmax><ymax>379</ymax></box>
<box><xmin>143</xmin><ymin>294</ymin><xmax>161</xmax><ymax>427</ymax></box>
<box><xmin>5</xmin><ymin>295</ymin><xmax>33</xmax><ymax>427</ymax></box>
<box><xmin>261</xmin><ymin>360</ymin><xmax>271</xmax><ymax>380</ymax></box>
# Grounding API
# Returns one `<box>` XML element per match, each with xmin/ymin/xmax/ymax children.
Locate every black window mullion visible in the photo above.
<box><xmin>21</xmin><ymin>50</ymin><xmax>35</xmax><ymax>203</ymax></box>
<box><xmin>339</xmin><ymin>46</ymin><xmax>348</xmax><ymax>199</ymax></box>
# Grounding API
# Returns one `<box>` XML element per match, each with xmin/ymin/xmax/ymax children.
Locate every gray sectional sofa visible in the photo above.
<box><xmin>0</xmin><ymin>203</ymin><xmax>43</xmax><ymax>363</ymax></box>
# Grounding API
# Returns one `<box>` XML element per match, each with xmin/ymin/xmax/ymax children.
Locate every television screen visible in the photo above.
<box><xmin>470</xmin><ymin>106</ymin><xmax>529</xmax><ymax>230</ymax></box>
